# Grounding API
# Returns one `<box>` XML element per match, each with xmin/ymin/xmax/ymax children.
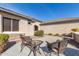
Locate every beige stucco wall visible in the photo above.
<box><xmin>32</xmin><ymin>22</ymin><xmax>41</xmax><ymax>30</ymax></box>
<box><xmin>0</xmin><ymin>11</ymin><xmax>40</xmax><ymax>36</ymax></box>
<box><xmin>40</xmin><ymin>21</ymin><xmax>79</xmax><ymax>34</ymax></box>
<box><xmin>19</xmin><ymin>19</ymin><xmax>29</xmax><ymax>35</ymax></box>
<box><xmin>0</xmin><ymin>11</ymin><xmax>29</xmax><ymax>35</ymax></box>
<box><xmin>28</xmin><ymin>22</ymin><xmax>41</xmax><ymax>36</ymax></box>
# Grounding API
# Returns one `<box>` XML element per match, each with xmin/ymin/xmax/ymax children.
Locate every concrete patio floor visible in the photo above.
<box><xmin>1</xmin><ymin>35</ymin><xmax>79</xmax><ymax>56</ymax></box>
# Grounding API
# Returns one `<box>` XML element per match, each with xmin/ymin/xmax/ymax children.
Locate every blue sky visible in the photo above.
<box><xmin>0</xmin><ymin>3</ymin><xmax>79</xmax><ymax>21</ymax></box>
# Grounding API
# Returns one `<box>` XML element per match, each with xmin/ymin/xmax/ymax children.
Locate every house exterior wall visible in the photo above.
<box><xmin>19</xmin><ymin>19</ymin><xmax>29</xmax><ymax>35</ymax></box>
<box><xmin>0</xmin><ymin>11</ymin><xmax>28</xmax><ymax>35</ymax></box>
<box><xmin>31</xmin><ymin>22</ymin><xmax>41</xmax><ymax>35</ymax></box>
<box><xmin>0</xmin><ymin>14</ymin><xmax>2</xmax><ymax>33</ymax></box>
<box><xmin>40</xmin><ymin>21</ymin><xmax>79</xmax><ymax>34</ymax></box>
<box><xmin>0</xmin><ymin>11</ymin><xmax>40</xmax><ymax>36</ymax></box>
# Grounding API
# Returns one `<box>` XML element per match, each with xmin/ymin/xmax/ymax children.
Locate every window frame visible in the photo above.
<box><xmin>12</xmin><ymin>19</ymin><xmax>19</xmax><ymax>31</ymax></box>
<box><xmin>2</xmin><ymin>17</ymin><xmax>19</xmax><ymax>32</ymax></box>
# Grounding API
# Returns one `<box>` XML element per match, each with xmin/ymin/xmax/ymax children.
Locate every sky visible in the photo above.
<box><xmin>0</xmin><ymin>3</ymin><xmax>79</xmax><ymax>21</ymax></box>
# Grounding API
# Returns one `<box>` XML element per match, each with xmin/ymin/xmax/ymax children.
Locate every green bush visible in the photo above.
<box><xmin>0</xmin><ymin>34</ymin><xmax>9</xmax><ymax>45</ymax></box>
<box><xmin>48</xmin><ymin>33</ymin><xmax>52</xmax><ymax>35</ymax></box>
<box><xmin>71</xmin><ymin>28</ymin><xmax>79</xmax><ymax>32</ymax></box>
<box><xmin>71</xmin><ymin>28</ymin><xmax>77</xmax><ymax>32</ymax></box>
<box><xmin>53</xmin><ymin>33</ymin><xmax>59</xmax><ymax>36</ymax></box>
<box><xmin>34</xmin><ymin>30</ymin><xmax>44</xmax><ymax>37</ymax></box>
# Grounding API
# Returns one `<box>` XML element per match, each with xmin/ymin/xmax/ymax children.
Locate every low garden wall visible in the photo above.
<box><xmin>73</xmin><ymin>32</ymin><xmax>79</xmax><ymax>43</ymax></box>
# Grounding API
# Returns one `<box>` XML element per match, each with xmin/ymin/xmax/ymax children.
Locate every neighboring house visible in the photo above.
<box><xmin>40</xmin><ymin>18</ymin><xmax>79</xmax><ymax>34</ymax></box>
<box><xmin>0</xmin><ymin>7</ymin><xmax>41</xmax><ymax>36</ymax></box>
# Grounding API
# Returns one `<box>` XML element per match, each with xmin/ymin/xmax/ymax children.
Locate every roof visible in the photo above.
<box><xmin>40</xmin><ymin>18</ymin><xmax>79</xmax><ymax>25</ymax></box>
<box><xmin>0</xmin><ymin>7</ymin><xmax>42</xmax><ymax>22</ymax></box>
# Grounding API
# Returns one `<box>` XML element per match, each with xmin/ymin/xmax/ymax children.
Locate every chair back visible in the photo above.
<box><xmin>20</xmin><ymin>34</ymin><xmax>32</xmax><ymax>44</ymax></box>
<box><xmin>46</xmin><ymin>40</ymin><xmax>60</xmax><ymax>52</ymax></box>
<box><xmin>58</xmin><ymin>37</ymin><xmax>69</xmax><ymax>53</ymax></box>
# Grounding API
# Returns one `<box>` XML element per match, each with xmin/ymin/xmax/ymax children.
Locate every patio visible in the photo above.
<box><xmin>1</xmin><ymin>35</ymin><xmax>79</xmax><ymax>56</ymax></box>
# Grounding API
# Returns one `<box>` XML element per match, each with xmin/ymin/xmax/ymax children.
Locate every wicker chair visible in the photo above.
<box><xmin>46</xmin><ymin>37</ymin><xmax>69</xmax><ymax>56</ymax></box>
<box><xmin>57</xmin><ymin>37</ymin><xmax>69</xmax><ymax>56</ymax></box>
<box><xmin>20</xmin><ymin>34</ymin><xmax>43</xmax><ymax>56</ymax></box>
<box><xmin>46</xmin><ymin>40</ymin><xmax>60</xmax><ymax>56</ymax></box>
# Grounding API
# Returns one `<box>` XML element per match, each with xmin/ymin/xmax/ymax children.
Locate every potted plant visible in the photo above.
<box><xmin>0</xmin><ymin>34</ymin><xmax>9</xmax><ymax>54</ymax></box>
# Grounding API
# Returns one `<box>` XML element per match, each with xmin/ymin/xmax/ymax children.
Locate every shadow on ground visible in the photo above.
<box><xmin>41</xmin><ymin>46</ymin><xmax>49</xmax><ymax>53</ymax></box>
<box><xmin>40</xmin><ymin>41</ymin><xmax>79</xmax><ymax>56</ymax></box>
<box><xmin>3</xmin><ymin>41</ymin><xmax>16</xmax><ymax>52</ymax></box>
<box><xmin>64</xmin><ymin>39</ymin><xmax>79</xmax><ymax>56</ymax></box>
<box><xmin>64</xmin><ymin>48</ymin><xmax>79</xmax><ymax>56</ymax></box>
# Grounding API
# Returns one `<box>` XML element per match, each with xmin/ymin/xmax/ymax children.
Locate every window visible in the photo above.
<box><xmin>2</xmin><ymin>17</ymin><xmax>19</xmax><ymax>31</ymax></box>
<box><xmin>3</xmin><ymin>17</ymin><xmax>11</xmax><ymax>31</ymax></box>
<box><xmin>12</xmin><ymin>20</ymin><xmax>19</xmax><ymax>31</ymax></box>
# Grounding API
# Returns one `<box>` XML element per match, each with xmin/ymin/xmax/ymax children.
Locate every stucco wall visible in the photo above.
<box><xmin>0</xmin><ymin>11</ymin><xmax>41</xmax><ymax>36</ymax></box>
<box><xmin>19</xmin><ymin>19</ymin><xmax>29</xmax><ymax>35</ymax></box>
<box><xmin>40</xmin><ymin>21</ymin><xmax>79</xmax><ymax>34</ymax></box>
<box><xmin>19</xmin><ymin>20</ymin><xmax>41</xmax><ymax>36</ymax></box>
<box><xmin>0</xmin><ymin>11</ymin><xmax>31</xmax><ymax>36</ymax></box>
<box><xmin>28</xmin><ymin>22</ymin><xmax>41</xmax><ymax>36</ymax></box>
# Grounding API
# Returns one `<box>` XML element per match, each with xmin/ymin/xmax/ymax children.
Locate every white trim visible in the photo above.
<box><xmin>0</xmin><ymin>14</ymin><xmax>2</xmax><ymax>33</ymax></box>
<box><xmin>2</xmin><ymin>32</ymin><xmax>25</xmax><ymax>34</ymax></box>
<box><xmin>74</xmin><ymin>32</ymin><xmax>79</xmax><ymax>34</ymax></box>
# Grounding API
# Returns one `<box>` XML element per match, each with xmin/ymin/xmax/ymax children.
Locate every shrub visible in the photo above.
<box><xmin>34</xmin><ymin>30</ymin><xmax>44</xmax><ymax>37</ymax></box>
<box><xmin>53</xmin><ymin>33</ymin><xmax>59</xmax><ymax>36</ymax></box>
<box><xmin>71</xmin><ymin>28</ymin><xmax>79</xmax><ymax>32</ymax></box>
<box><xmin>48</xmin><ymin>33</ymin><xmax>52</xmax><ymax>35</ymax></box>
<box><xmin>71</xmin><ymin>28</ymin><xmax>77</xmax><ymax>32</ymax></box>
<box><xmin>61</xmin><ymin>33</ymin><xmax>66</xmax><ymax>36</ymax></box>
<box><xmin>0</xmin><ymin>34</ymin><xmax>9</xmax><ymax>45</ymax></box>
